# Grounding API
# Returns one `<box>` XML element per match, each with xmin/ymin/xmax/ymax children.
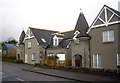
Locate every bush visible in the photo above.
<box><xmin>16</xmin><ymin>59</ymin><xmax>23</xmax><ymax>64</ymax></box>
<box><xmin>7</xmin><ymin>56</ymin><xmax>16</xmax><ymax>60</ymax></box>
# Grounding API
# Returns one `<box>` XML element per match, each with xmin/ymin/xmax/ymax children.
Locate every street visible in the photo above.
<box><xmin>2</xmin><ymin>61</ymin><xmax>72</xmax><ymax>81</ymax></box>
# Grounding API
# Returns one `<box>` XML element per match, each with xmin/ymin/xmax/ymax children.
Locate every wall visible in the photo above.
<box><xmin>25</xmin><ymin>37</ymin><xmax>45</xmax><ymax>64</ymax></box>
<box><xmin>89</xmin><ymin>24</ymin><xmax>118</xmax><ymax>69</ymax></box>
<box><xmin>70</xmin><ymin>38</ymin><xmax>90</xmax><ymax>67</ymax></box>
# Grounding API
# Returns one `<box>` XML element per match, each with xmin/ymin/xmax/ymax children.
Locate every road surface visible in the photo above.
<box><xmin>2</xmin><ymin>61</ymin><xmax>72</xmax><ymax>81</ymax></box>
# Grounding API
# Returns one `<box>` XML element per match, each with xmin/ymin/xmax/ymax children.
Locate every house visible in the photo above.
<box><xmin>17</xmin><ymin>30</ymin><xmax>25</xmax><ymax>61</ymax></box>
<box><xmin>18</xmin><ymin>4</ymin><xmax>120</xmax><ymax>70</ymax></box>
<box><xmin>23</xmin><ymin>27</ymin><xmax>58</xmax><ymax>64</ymax></box>
<box><xmin>70</xmin><ymin>12</ymin><xmax>91</xmax><ymax>67</ymax></box>
<box><xmin>88</xmin><ymin>5</ymin><xmax>120</xmax><ymax>69</ymax></box>
<box><xmin>2</xmin><ymin>44</ymin><xmax>17</xmax><ymax>57</ymax></box>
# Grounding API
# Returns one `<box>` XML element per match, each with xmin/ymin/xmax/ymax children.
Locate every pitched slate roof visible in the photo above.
<box><xmin>105</xmin><ymin>5</ymin><xmax>120</xmax><ymax>17</ymax></box>
<box><xmin>88</xmin><ymin>5</ymin><xmax>120</xmax><ymax>33</ymax></box>
<box><xmin>19</xmin><ymin>30</ymin><xmax>25</xmax><ymax>44</ymax></box>
<box><xmin>74</xmin><ymin>12</ymin><xmax>89</xmax><ymax>36</ymax></box>
<box><xmin>48</xmin><ymin>30</ymin><xmax>74</xmax><ymax>48</ymax></box>
<box><xmin>5</xmin><ymin>44</ymin><xmax>16</xmax><ymax>48</ymax></box>
<box><xmin>2</xmin><ymin>44</ymin><xmax>16</xmax><ymax>50</ymax></box>
<box><xmin>29</xmin><ymin>27</ymin><xmax>58</xmax><ymax>48</ymax></box>
<box><xmin>58</xmin><ymin>30</ymin><xmax>74</xmax><ymax>48</ymax></box>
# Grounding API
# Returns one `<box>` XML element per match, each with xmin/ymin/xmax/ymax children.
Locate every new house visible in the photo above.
<box><xmin>17</xmin><ymin>5</ymin><xmax>120</xmax><ymax>70</ymax></box>
<box><xmin>88</xmin><ymin>5</ymin><xmax>120</xmax><ymax>69</ymax></box>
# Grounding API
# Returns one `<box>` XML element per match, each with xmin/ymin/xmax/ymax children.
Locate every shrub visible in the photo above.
<box><xmin>16</xmin><ymin>59</ymin><xmax>23</xmax><ymax>64</ymax></box>
<box><xmin>7</xmin><ymin>56</ymin><xmax>16</xmax><ymax>60</ymax></box>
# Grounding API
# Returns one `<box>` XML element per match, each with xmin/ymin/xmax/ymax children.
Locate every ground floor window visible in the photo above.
<box><xmin>47</xmin><ymin>53</ymin><xmax>55</xmax><ymax>56</ymax></box>
<box><xmin>117</xmin><ymin>53</ymin><xmax>120</xmax><ymax>66</ymax></box>
<box><xmin>32</xmin><ymin>53</ymin><xmax>36</xmax><ymax>61</ymax></box>
<box><xmin>93</xmin><ymin>54</ymin><xmax>101</xmax><ymax>68</ymax></box>
<box><xmin>3</xmin><ymin>50</ymin><xmax>7</xmax><ymax>55</ymax></box>
<box><xmin>57</xmin><ymin>54</ymin><xmax>65</xmax><ymax>60</ymax></box>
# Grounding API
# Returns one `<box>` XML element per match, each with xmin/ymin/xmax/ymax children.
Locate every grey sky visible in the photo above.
<box><xmin>0</xmin><ymin>0</ymin><xmax>120</xmax><ymax>42</ymax></box>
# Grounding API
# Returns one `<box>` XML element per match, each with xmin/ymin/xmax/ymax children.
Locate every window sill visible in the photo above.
<box><xmin>103</xmin><ymin>41</ymin><xmax>114</xmax><ymax>44</ymax></box>
<box><xmin>28</xmin><ymin>47</ymin><xmax>31</xmax><ymax>49</ymax></box>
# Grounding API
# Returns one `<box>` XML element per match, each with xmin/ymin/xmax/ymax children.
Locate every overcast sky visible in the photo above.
<box><xmin>0</xmin><ymin>0</ymin><xmax>120</xmax><ymax>42</ymax></box>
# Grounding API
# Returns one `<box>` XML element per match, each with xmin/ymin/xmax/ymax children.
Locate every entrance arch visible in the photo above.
<box><xmin>74</xmin><ymin>54</ymin><xmax>82</xmax><ymax>67</ymax></box>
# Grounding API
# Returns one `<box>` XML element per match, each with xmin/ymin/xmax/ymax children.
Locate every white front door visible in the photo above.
<box><xmin>25</xmin><ymin>54</ymin><xmax>28</xmax><ymax>63</ymax></box>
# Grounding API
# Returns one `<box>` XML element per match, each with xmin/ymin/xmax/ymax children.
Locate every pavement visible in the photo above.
<box><xmin>23</xmin><ymin>66</ymin><xmax>119</xmax><ymax>82</ymax></box>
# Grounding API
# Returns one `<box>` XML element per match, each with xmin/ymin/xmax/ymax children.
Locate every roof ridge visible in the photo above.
<box><xmin>104</xmin><ymin>5</ymin><xmax>120</xmax><ymax>16</ymax></box>
<box><xmin>29</xmin><ymin>27</ymin><xmax>59</xmax><ymax>32</ymax></box>
<box><xmin>61</xmin><ymin>30</ymin><xmax>73</xmax><ymax>33</ymax></box>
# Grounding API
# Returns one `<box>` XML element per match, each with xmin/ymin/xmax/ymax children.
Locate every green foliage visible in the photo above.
<box><xmin>16</xmin><ymin>59</ymin><xmax>23</xmax><ymax>64</ymax></box>
<box><xmin>7</xmin><ymin>56</ymin><xmax>16</xmax><ymax>60</ymax></box>
<box><xmin>2</xmin><ymin>37</ymin><xmax>18</xmax><ymax>44</ymax></box>
<box><xmin>46</xmin><ymin>55</ymin><xmax>59</xmax><ymax>60</ymax></box>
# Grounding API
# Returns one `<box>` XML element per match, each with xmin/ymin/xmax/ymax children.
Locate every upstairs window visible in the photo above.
<box><xmin>28</xmin><ymin>41</ymin><xmax>31</xmax><ymax>48</ymax></box>
<box><xmin>103</xmin><ymin>30</ymin><xmax>114</xmax><ymax>43</ymax></box>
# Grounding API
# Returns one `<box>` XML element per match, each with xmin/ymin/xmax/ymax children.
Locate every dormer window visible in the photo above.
<box><xmin>73</xmin><ymin>30</ymin><xmax>80</xmax><ymax>40</ymax></box>
<box><xmin>53</xmin><ymin>35</ymin><xmax>58</xmax><ymax>47</ymax></box>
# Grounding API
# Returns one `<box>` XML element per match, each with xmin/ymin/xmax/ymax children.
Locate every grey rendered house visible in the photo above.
<box><xmin>88</xmin><ymin>5</ymin><xmax>120</xmax><ymax>69</ymax></box>
<box><xmin>18</xmin><ymin>4</ymin><xmax>120</xmax><ymax>70</ymax></box>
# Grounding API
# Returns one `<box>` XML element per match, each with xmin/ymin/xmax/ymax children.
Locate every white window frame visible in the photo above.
<box><xmin>47</xmin><ymin>53</ymin><xmax>55</xmax><ymax>56</ymax></box>
<box><xmin>93</xmin><ymin>54</ymin><xmax>101</xmax><ymax>68</ymax></box>
<box><xmin>28</xmin><ymin>41</ymin><xmax>31</xmax><ymax>48</ymax></box>
<box><xmin>32</xmin><ymin>53</ymin><xmax>36</xmax><ymax>61</ymax></box>
<box><xmin>103</xmin><ymin>30</ymin><xmax>114</xmax><ymax>43</ymax></box>
<box><xmin>117</xmin><ymin>53</ymin><xmax>120</xmax><ymax>66</ymax></box>
<box><xmin>57</xmin><ymin>54</ymin><xmax>65</xmax><ymax>60</ymax></box>
<box><xmin>53</xmin><ymin>35</ymin><xmax>59</xmax><ymax>47</ymax></box>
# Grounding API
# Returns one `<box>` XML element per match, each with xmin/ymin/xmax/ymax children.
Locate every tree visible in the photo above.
<box><xmin>3</xmin><ymin>37</ymin><xmax>18</xmax><ymax>44</ymax></box>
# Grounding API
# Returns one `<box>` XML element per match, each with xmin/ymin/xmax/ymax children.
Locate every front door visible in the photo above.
<box><xmin>74</xmin><ymin>54</ymin><xmax>82</xmax><ymax>67</ymax></box>
<box><xmin>25</xmin><ymin>54</ymin><xmax>28</xmax><ymax>63</ymax></box>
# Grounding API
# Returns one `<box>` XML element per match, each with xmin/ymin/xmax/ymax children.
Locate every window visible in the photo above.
<box><xmin>32</xmin><ymin>53</ymin><xmax>36</xmax><ymax>61</ymax></box>
<box><xmin>103</xmin><ymin>30</ymin><xmax>114</xmax><ymax>42</ymax></box>
<box><xmin>47</xmin><ymin>53</ymin><xmax>55</xmax><ymax>56</ymax></box>
<box><xmin>41</xmin><ymin>38</ymin><xmax>46</xmax><ymax>43</ymax></box>
<box><xmin>3</xmin><ymin>50</ymin><xmax>7</xmax><ymax>55</ymax></box>
<box><xmin>54</xmin><ymin>39</ymin><xmax>58</xmax><ymax>46</ymax></box>
<box><xmin>53</xmin><ymin>37</ymin><xmax>58</xmax><ymax>47</ymax></box>
<box><xmin>57</xmin><ymin>54</ymin><xmax>65</xmax><ymax>60</ymax></box>
<box><xmin>93</xmin><ymin>54</ymin><xmax>101</xmax><ymax>68</ymax></box>
<box><xmin>28</xmin><ymin>41</ymin><xmax>31</xmax><ymax>48</ymax></box>
<box><xmin>117</xmin><ymin>53</ymin><xmax>120</xmax><ymax>66</ymax></box>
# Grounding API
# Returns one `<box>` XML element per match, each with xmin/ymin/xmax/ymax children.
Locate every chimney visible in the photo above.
<box><xmin>118</xmin><ymin>1</ymin><xmax>120</xmax><ymax>12</ymax></box>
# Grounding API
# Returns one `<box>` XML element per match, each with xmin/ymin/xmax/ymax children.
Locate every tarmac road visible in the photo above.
<box><xmin>2</xmin><ymin>61</ymin><xmax>73</xmax><ymax>81</ymax></box>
